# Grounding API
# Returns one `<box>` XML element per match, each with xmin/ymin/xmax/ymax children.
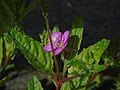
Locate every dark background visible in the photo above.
<box><xmin>2</xmin><ymin>0</ymin><xmax>120</xmax><ymax>90</ymax></box>
<box><xmin>22</xmin><ymin>0</ymin><xmax>120</xmax><ymax>47</ymax></box>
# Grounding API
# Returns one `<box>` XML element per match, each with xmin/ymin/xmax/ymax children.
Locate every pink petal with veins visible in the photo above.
<box><xmin>62</xmin><ymin>31</ymin><xmax>70</xmax><ymax>44</ymax></box>
<box><xmin>54</xmin><ymin>43</ymin><xmax>67</xmax><ymax>55</ymax></box>
<box><xmin>51</xmin><ymin>32</ymin><xmax>62</xmax><ymax>40</ymax></box>
<box><xmin>44</xmin><ymin>43</ymin><xmax>57</xmax><ymax>52</ymax></box>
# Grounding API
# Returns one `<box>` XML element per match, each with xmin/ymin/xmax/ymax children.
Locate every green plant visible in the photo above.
<box><xmin>0</xmin><ymin>0</ymin><xmax>42</xmax><ymax>87</ymax></box>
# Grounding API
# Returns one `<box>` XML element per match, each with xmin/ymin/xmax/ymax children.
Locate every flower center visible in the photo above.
<box><xmin>58</xmin><ymin>43</ymin><xmax>63</xmax><ymax>48</ymax></box>
<box><xmin>51</xmin><ymin>36</ymin><xmax>63</xmax><ymax>48</ymax></box>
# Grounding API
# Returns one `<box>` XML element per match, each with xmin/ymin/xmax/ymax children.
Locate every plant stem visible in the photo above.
<box><xmin>52</xmin><ymin>71</ymin><xmax>62</xmax><ymax>90</ymax></box>
<box><xmin>85</xmin><ymin>72</ymin><xmax>99</xmax><ymax>90</ymax></box>
<box><xmin>62</xmin><ymin>59</ymin><xmax>67</xmax><ymax>79</ymax></box>
<box><xmin>62</xmin><ymin>75</ymin><xmax>80</xmax><ymax>83</ymax></box>
<box><xmin>44</xmin><ymin>15</ymin><xmax>61</xmax><ymax>81</ymax></box>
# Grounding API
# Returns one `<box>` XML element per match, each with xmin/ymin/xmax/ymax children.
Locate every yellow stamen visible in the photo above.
<box><xmin>58</xmin><ymin>43</ymin><xmax>63</xmax><ymax>48</ymax></box>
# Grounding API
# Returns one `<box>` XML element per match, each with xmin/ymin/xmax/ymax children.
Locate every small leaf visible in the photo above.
<box><xmin>52</xmin><ymin>25</ymin><xmax>59</xmax><ymax>32</ymax></box>
<box><xmin>9</xmin><ymin>27</ymin><xmax>53</xmax><ymax>74</ymax></box>
<box><xmin>27</xmin><ymin>76</ymin><xmax>44</xmax><ymax>90</ymax></box>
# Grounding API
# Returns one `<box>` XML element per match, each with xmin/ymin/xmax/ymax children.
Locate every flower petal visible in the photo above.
<box><xmin>54</xmin><ymin>43</ymin><xmax>67</xmax><ymax>55</ymax></box>
<box><xmin>44</xmin><ymin>43</ymin><xmax>52</xmax><ymax>52</ymax></box>
<box><xmin>51</xmin><ymin>32</ymin><xmax>62</xmax><ymax>41</ymax></box>
<box><xmin>62</xmin><ymin>31</ymin><xmax>70</xmax><ymax>44</ymax></box>
<box><xmin>44</xmin><ymin>43</ymin><xmax>57</xmax><ymax>52</ymax></box>
<box><xmin>54</xmin><ymin>48</ymin><xmax>62</xmax><ymax>55</ymax></box>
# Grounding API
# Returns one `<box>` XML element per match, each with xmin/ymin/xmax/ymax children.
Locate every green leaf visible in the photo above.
<box><xmin>67</xmin><ymin>59</ymin><xmax>88</xmax><ymax>72</ymax></box>
<box><xmin>76</xmin><ymin>39</ymin><xmax>110</xmax><ymax>72</ymax></box>
<box><xmin>65</xmin><ymin>16</ymin><xmax>83</xmax><ymax>60</ymax></box>
<box><xmin>52</xmin><ymin>25</ymin><xmax>59</xmax><ymax>32</ymax></box>
<box><xmin>61</xmin><ymin>76</ymin><xmax>89</xmax><ymax>90</ymax></box>
<box><xmin>66</xmin><ymin>39</ymin><xmax>110</xmax><ymax>89</ymax></box>
<box><xmin>3</xmin><ymin>33</ymin><xmax>16</xmax><ymax>60</ymax></box>
<box><xmin>27</xmin><ymin>76</ymin><xmax>44</xmax><ymax>90</ymax></box>
<box><xmin>73</xmin><ymin>76</ymin><xmax>89</xmax><ymax>90</ymax></box>
<box><xmin>60</xmin><ymin>81</ymin><xmax>73</xmax><ymax>90</ymax></box>
<box><xmin>9</xmin><ymin>27</ymin><xmax>53</xmax><ymax>74</ymax></box>
<box><xmin>67</xmin><ymin>65</ymin><xmax>88</xmax><ymax>89</ymax></box>
<box><xmin>0</xmin><ymin>38</ymin><xmax>3</xmax><ymax>67</ymax></box>
<box><xmin>92</xmin><ymin>65</ymin><xmax>106</xmax><ymax>72</ymax></box>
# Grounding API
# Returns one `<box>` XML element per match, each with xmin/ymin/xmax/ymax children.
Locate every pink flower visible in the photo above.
<box><xmin>44</xmin><ymin>31</ymin><xmax>70</xmax><ymax>55</ymax></box>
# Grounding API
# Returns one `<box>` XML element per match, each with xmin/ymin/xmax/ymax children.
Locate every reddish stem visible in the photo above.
<box><xmin>86</xmin><ymin>72</ymin><xmax>99</xmax><ymax>90</ymax></box>
<box><xmin>62</xmin><ymin>74</ymin><xmax>81</xmax><ymax>83</ymax></box>
<box><xmin>52</xmin><ymin>71</ymin><xmax>61</xmax><ymax>90</ymax></box>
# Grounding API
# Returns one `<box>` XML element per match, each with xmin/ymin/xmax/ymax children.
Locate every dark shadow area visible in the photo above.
<box><xmin>64</xmin><ymin>35</ymin><xmax>79</xmax><ymax>59</ymax></box>
<box><xmin>40</xmin><ymin>79</ymin><xmax>56</xmax><ymax>90</ymax></box>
